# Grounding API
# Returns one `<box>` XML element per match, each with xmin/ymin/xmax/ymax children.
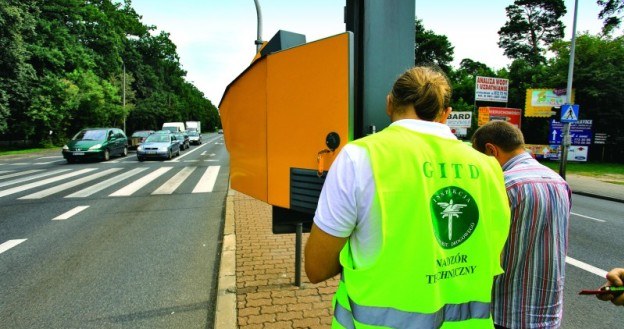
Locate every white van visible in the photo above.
<box><xmin>162</xmin><ymin>122</ymin><xmax>185</xmax><ymax>133</ymax></box>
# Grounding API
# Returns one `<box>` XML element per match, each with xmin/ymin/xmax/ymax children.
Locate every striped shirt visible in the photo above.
<box><xmin>492</xmin><ymin>152</ymin><xmax>571</xmax><ymax>329</ymax></box>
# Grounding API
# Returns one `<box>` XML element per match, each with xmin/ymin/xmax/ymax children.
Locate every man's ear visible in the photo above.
<box><xmin>485</xmin><ymin>142</ymin><xmax>498</xmax><ymax>157</ymax></box>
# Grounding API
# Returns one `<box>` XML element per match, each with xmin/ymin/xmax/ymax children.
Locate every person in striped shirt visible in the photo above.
<box><xmin>472</xmin><ymin>121</ymin><xmax>572</xmax><ymax>329</ymax></box>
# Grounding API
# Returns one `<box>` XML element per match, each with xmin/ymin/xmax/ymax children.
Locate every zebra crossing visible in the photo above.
<box><xmin>0</xmin><ymin>165</ymin><xmax>222</xmax><ymax>200</ymax></box>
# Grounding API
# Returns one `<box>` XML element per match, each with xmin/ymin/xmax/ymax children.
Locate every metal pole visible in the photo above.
<box><xmin>253</xmin><ymin>0</ymin><xmax>263</xmax><ymax>52</ymax></box>
<box><xmin>559</xmin><ymin>0</ymin><xmax>578</xmax><ymax>179</ymax></box>
<box><xmin>123</xmin><ymin>60</ymin><xmax>126</xmax><ymax>135</ymax></box>
<box><xmin>294</xmin><ymin>223</ymin><xmax>302</xmax><ymax>287</ymax></box>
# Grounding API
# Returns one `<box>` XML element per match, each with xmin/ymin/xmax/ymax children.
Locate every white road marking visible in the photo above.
<box><xmin>566</xmin><ymin>256</ymin><xmax>608</xmax><ymax>277</ymax></box>
<box><xmin>34</xmin><ymin>160</ymin><xmax>67</xmax><ymax>165</ymax></box>
<box><xmin>19</xmin><ymin>168</ymin><xmax>122</xmax><ymax>199</ymax></box>
<box><xmin>9</xmin><ymin>163</ymin><xmax>30</xmax><ymax>166</ymax></box>
<box><xmin>0</xmin><ymin>168</ymin><xmax>97</xmax><ymax>198</ymax></box>
<box><xmin>204</xmin><ymin>160</ymin><xmax>219</xmax><ymax>162</ymax></box>
<box><xmin>36</xmin><ymin>156</ymin><xmax>63</xmax><ymax>159</ymax></box>
<box><xmin>0</xmin><ymin>170</ymin><xmax>14</xmax><ymax>175</ymax></box>
<box><xmin>169</xmin><ymin>143</ymin><xmax>209</xmax><ymax>162</ymax></box>
<box><xmin>571</xmin><ymin>212</ymin><xmax>606</xmax><ymax>223</ymax></box>
<box><xmin>109</xmin><ymin>167</ymin><xmax>172</xmax><ymax>196</ymax></box>
<box><xmin>201</xmin><ymin>151</ymin><xmax>207</xmax><ymax>156</ymax></box>
<box><xmin>0</xmin><ymin>169</ymin><xmax>43</xmax><ymax>181</ymax></box>
<box><xmin>192</xmin><ymin>166</ymin><xmax>220</xmax><ymax>193</ymax></box>
<box><xmin>152</xmin><ymin>167</ymin><xmax>196</xmax><ymax>195</ymax></box>
<box><xmin>53</xmin><ymin>206</ymin><xmax>90</xmax><ymax>220</ymax></box>
<box><xmin>184</xmin><ymin>160</ymin><xmax>199</xmax><ymax>162</ymax></box>
<box><xmin>0</xmin><ymin>239</ymin><xmax>27</xmax><ymax>254</ymax></box>
<box><xmin>66</xmin><ymin>167</ymin><xmax>147</xmax><ymax>198</ymax></box>
<box><xmin>0</xmin><ymin>169</ymin><xmax>71</xmax><ymax>188</ymax></box>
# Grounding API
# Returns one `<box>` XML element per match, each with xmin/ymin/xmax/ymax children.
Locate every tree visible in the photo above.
<box><xmin>597</xmin><ymin>0</ymin><xmax>624</xmax><ymax>34</ymax></box>
<box><xmin>498</xmin><ymin>0</ymin><xmax>566</xmax><ymax>64</ymax></box>
<box><xmin>0</xmin><ymin>0</ymin><xmax>38</xmax><ymax>135</ymax></box>
<box><xmin>414</xmin><ymin>19</ymin><xmax>454</xmax><ymax>74</ymax></box>
<box><xmin>547</xmin><ymin>33</ymin><xmax>624</xmax><ymax>160</ymax></box>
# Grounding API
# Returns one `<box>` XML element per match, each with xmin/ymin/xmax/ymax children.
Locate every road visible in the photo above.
<box><xmin>0</xmin><ymin>133</ymin><xmax>229</xmax><ymax>329</ymax></box>
<box><xmin>1</xmin><ymin>136</ymin><xmax>623</xmax><ymax>328</ymax></box>
<box><xmin>563</xmin><ymin>194</ymin><xmax>624</xmax><ymax>328</ymax></box>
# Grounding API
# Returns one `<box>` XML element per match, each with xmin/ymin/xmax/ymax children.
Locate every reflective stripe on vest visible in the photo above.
<box><xmin>334</xmin><ymin>298</ymin><xmax>490</xmax><ymax>329</ymax></box>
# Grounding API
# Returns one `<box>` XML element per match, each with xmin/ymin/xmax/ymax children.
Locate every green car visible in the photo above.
<box><xmin>62</xmin><ymin>128</ymin><xmax>128</xmax><ymax>163</ymax></box>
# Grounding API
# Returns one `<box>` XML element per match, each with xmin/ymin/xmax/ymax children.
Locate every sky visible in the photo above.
<box><xmin>129</xmin><ymin>0</ymin><xmax>608</xmax><ymax>106</ymax></box>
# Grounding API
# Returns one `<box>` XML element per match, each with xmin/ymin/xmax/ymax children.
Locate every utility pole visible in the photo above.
<box><xmin>123</xmin><ymin>60</ymin><xmax>126</xmax><ymax>135</ymax></box>
<box><xmin>559</xmin><ymin>0</ymin><xmax>578</xmax><ymax>179</ymax></box>
<box><xmin>253</xmin><ymin>0</ymin><xmax>263</xmax><ymax>52</ymax></box>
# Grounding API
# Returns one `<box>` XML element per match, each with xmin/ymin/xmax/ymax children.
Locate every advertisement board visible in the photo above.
<box><xmin>446</xmin><ymin>111</ymin><xmax>472</xmax><ymax>128</ymax></box>
<box><xmin>477</xmin><ymin>107</ymin><xmax>522</xmax><ymax>128</ymax></box>
<box><xmin>525</xmin><ymin>88</ymin><xmax>575</xmax><ymax>117</ymax></box>
<box><xmin>475</xmin><ymin>76</ymin><xmax>509</xmax><ymax>102</ymax></box>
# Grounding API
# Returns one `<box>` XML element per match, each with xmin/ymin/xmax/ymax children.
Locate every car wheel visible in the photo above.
<box><xmin>103</xmin><ymin>149</ymin><xmax>110</xmax><ymax>161</ymax></box>
<box><xmin>137</xmin><ymin>156</ymin><xmax>144</xmax><ymax>162</ymax></box>
<box><xmin>176</xmin><ymin>148</ymin><xmax>181</xmax><ymax>156</ymax></box>
<box><xmin>167</xmin><ymin>150</ymin><xmax>172</xmax><ymax>160</ymax></box>
<box><xmin>66</xmin><ymin>158</ymin><xmax>75</xmax><ymax>164</ymax></box>
<box><xmin>122</xmin><ymin>146</ymin><xmax>128</xmax><ymax>157</ymax></box>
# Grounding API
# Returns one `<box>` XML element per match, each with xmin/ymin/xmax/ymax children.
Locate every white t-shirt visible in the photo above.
<box><xmin>313</xmin><ymin>119</ymin><xmax>458</xmax><ymax>268</ymax></box>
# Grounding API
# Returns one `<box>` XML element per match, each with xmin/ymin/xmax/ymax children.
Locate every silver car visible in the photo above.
<box><xmin>136</xmin><ymin>132</ymin><xmax>181</xmax><ymax>161</ymax></box>
<box><xmin>187</xmin><ymin>130</ymin><xmax>202</xmax><ymax>145</ymax></box>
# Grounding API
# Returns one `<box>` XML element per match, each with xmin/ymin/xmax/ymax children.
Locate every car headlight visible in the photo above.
<box><xmin>62</xmin><ymin>145</ymin><xmax>69</xmax><ymax>150</ymax></box>
<box><xmin>137</xmin><ymin>145</ymin><xmax>143</xmax><ymax>151</ymax></box>
<box><xmin>89</xmin><ymin>144</ymin><xmax>102</xmax><ymax>150</ymax></box>
<box><xmin>159</xmin><ymin>147</ymin><xmax>168</xmax><ymax>152</ymax></box>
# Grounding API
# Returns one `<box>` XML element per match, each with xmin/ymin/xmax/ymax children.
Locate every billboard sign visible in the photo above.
<box><xmin>525</xmin><ymin>88</ymin><xmax>575</xmax><ymax>117</ymax></box>
<box><xmin>475</xmin><ymin>76</ymin><xmax>509</xmax><ymax>102</ymax></box>
<box><xmin>446</xmin><ymin>111</ymin><xmax>472</xmax><ymax>128</ymax></box>
<box><xmin>478</xmin><ymin>107</ymin><xmax>522</xmax><ymax>128</ymax></box>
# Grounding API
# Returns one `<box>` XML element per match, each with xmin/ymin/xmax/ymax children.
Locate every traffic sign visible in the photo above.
<box><xmin>548</xmin><ymin>119</ymin><xmax>593</xmax><ymax>145</ymax></box>
<box><xmin>560</xmin><ymin>104</ymin><xmax>579</xmax><ymax>123</ymax></box>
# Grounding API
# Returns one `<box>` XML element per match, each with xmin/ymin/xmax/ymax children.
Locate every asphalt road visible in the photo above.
<box><xmin>562</xmin><ymin>194</ymin><xmax>624</xmax><ymax>328</ymax></box>
<box><xmin>0</xmin><ymin>133</ymin><xmax>229</xmax><ymax>329</ymax></box>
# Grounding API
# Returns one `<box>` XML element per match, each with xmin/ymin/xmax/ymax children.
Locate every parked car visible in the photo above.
<box><xmin>136</xmin><ymin>132</ymin><xmax>180</xmax><ymax>161</ymax></box>
<box><xmin>62</xmin><ymin>128</ymin><xmax>128</xmax><ymax>163</ymax></box>
<box><xmin>173</xmin><ymin>131</ymin><xmax>190</xmax><ymax>150</ymax></box>
<box><xmin>187</xmin><ymin>130</ymin><xmax>202</xmax><ymax>145</ymax></box>
<box><xmin>129</xmin><ymin>130</ymin><xmax>154</xmax><ymax>150</ymax></box>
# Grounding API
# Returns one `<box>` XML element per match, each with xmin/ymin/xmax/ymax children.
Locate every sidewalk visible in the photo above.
<box><xmin>215</xmin><ymin>174</ymin><xmax>624</xmax><ymax>329</ymax></box>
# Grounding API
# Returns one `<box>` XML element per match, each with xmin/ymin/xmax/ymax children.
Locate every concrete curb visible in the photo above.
<box><xmin>572</xmin><ymin>191</ymin><xmax>624</xmax><ymax>204</ymax></box>
<box><xmin>214</xmin><ymin>189</ymin><xmax>237</xmax><ymax>329</ymax></box>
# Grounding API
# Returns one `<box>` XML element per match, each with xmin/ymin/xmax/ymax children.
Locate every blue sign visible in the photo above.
<box><xmin>548</xmin><ymin>119</ymin><xmax>593</xmax><ymax>145</ymax></box>
<box><xmin>560</xmin><ymin>104</ymin><xmax>579</xmax><ymax>123</ymax></box>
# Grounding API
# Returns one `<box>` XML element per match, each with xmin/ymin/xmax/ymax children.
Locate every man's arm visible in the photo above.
<box><xmin>305</xmin><ymin>224</ymin><xmax>348</xmax><ymax>283</ymax></box>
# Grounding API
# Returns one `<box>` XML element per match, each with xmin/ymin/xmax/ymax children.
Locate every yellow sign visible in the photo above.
<box><xmin>525</xmin><ymin>89</ymin><xmax>575</xmax><ymax>117</ymax></box>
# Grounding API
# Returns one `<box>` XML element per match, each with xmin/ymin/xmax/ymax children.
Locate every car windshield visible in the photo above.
<box><xmin>188</xmin><ymin>131</ymin><xmax>199</xmax><ymax>136</ymax></box>
<box><xmin>73</xmin><ymin>129</ymin><xmax>107</xmax><ymax>141</ymax></box>
<box><xmin>132</xmin><ymin>131</ymin><xmax>151</xmax><ymax>138</ymax></box>
<box><xmin>145</xmin><ymin>134</ymin><xmax>170</xmax><ymax>143</ymax></box>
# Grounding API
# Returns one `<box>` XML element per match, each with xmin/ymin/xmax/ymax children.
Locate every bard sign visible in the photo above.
<box><xmin>475</xmin><ymin>76</ymin><xmax>509</xmax><ymax>103</ymax></box>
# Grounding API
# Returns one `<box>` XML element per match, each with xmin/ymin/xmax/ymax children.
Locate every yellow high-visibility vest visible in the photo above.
<box><xmin>332</xmin><ymin>125</ymin><xmax>510</xmax><ymax>329</ymax></box>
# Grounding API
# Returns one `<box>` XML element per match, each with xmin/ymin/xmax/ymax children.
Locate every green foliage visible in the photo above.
<box><xmin>414</xmin><ymin>19</ymin><xmax>455</xmax><ymax>74</ymax></box>
<box><xmin>0</xmin><ymin>0</ymin><xmax>219</xmax><ymax>145</ymax></box>
<box><xmin>498</xmin><ymin>0</ymin><xmax>566</xmax><ymax>64</ymax></box>
<box><xmin>598</xmin><ymin>0</ymin><xmax>624</xmax><ymax>35</ymax></box>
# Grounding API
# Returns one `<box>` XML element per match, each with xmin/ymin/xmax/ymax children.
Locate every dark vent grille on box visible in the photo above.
<box><xmin>290</xmin><ymin>168</ymin><xmax>327</xmax><ymax>214</ymax></box>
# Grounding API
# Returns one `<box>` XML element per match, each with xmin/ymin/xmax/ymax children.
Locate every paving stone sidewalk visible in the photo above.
<box><xmin>216</xmin><ymin>190</ymin><xmax>339</xmax><ymax>329</ymax></box>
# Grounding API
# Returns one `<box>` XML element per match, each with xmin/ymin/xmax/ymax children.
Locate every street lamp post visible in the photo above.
<box><xmin>254</xmin><ymin>0</ymin><xmax>263</xmax><ymax>52</ymax></box>
<box><xmin>558</xmin><ymin>0</ymin><xmax>578</xmax><ymax>179</ymax></box>
<box><xmin>122</xmin><ymin>60</ymin><xmax>126</xmax><ymax>135</ymax></box>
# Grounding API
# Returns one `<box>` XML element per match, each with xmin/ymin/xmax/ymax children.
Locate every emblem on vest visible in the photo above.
<box><xmin>430</xmin><ymin>186</ymin><xmax>479</xmax><ymax>249</ymax></box>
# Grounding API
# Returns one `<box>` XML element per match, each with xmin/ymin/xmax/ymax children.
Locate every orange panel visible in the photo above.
<box><xmin>219</xmin><ymin>59</ymin><xmax>268</xmax><ymax>202</ymax></box>
<box><xmin>266</xmin><ymin>33</ymin><xmax>353</xmax><ymax>208</ymax></box>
